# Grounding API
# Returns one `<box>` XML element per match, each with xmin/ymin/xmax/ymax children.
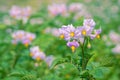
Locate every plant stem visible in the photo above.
<box><xmin>12</xmin><ymin>54</ymin><xmax>19</xmax><ymax>68</ymax></box>
<box><xmin>82</xmin><ymin>46</ymin><xmax>85</xmax><ymax>70</ymax></box>
<box><xmin>82</xmin><ymin>38</ymin><xmax>86</xmax><ymax>70</ymax></box>
<box><xmin>81</xmin><ymin>38</ymin><xmax>86</xmax><ymax>80</ymax></box>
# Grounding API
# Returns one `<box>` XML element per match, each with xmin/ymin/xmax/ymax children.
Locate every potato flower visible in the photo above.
<box><xmin>11</xmin><ymin>30</ymin><xmax>36</xmax><ymax>47</ymax></box>
<box><xmin>59</xmin><ymin>19</ymin><xmax>102</xmax><ymax>52</ymax></box>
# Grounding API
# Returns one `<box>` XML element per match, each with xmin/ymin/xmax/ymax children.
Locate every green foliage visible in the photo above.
<box><xmin>0</xmin><ymin>0</ymin><xmax>120</xmax><ymax>80</ymax></box>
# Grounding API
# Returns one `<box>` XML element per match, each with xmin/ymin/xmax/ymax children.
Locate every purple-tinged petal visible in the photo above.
<box><xmin>83</xmin><ymin>19</ymin><xmax>96</xmax><ymax>27</ymax></box>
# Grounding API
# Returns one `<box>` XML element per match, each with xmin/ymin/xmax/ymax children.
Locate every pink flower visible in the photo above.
<box><xmin>67</xmin><ymin>41</ymin><xmax>79</xmax><ymax>52</ymax></box>
<box><xmin>45</xmin><ymin>55</ymin><xmax>54</xmax><ymax>67</ymax></box>
<box><xmin>69</xmin><ymin>3</ymin><xmax>83</xmax><ymax>13</ymax></box>
<box><xmin>109</xmin><ymin>31</ymin><xmax>120</xmax><ymax>44</ymax></box>
<box><xmin>11</xmin><ymin>30</ymin><xmax>36</xmax><ymax>46</ymax></box>
<box><xmin>90</xmin><ymin>28</ymin><xmax>102</xmax><ymax>39</ymax></box>
<box><xmin>59</xmin><ymin>25</ymin><xmax>81</xmax><ymax>41</ymax></box>
<box><xmin>59</xmin><ymin>19</ymin><xmax>101</xmax><ymax>52</ymax></box>
<box><xmin>9</xmin><ymin>6</ymin><xmax>31</xmax><ymax>23</ymax></box>
<box><xmin>30</xmin><ymin>46</ymin><xmax>46</xmax><ymax>61</ymax></box>
<box><xmin>83</xmin><ymin>19</ymin><xmax>96</xmax><ymax>28</ymax></box>
<box><xmin>112</xmin><ymin>45</ymin><xmax>120</xmax><ymax>54</ymax></box>
<box><xmin>48</xmin><ymin>4</ymin><xmax>67</xmax><ymax>17</ymax></box>
<box><xmin>44</xmin><ymin>27</ymin><xmax>59</xmax><ymax>37</ymax></box>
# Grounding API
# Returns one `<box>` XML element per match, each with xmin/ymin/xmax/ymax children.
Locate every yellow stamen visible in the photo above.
<box><xmin>60</xmin><ymin>34</ymin><xmax>64</xmax><ymax>39</ymax></box>
<box><xmin>96</xmin><ymin>34</ymin><xmax>100</xmax><ymax>39</ymax></box>
<box><xmin>29</xmin><ymin>37</ymin><xmax>33</xmax><ymax>41</ymax></box>
<box><xmin>24</xmin><ymin>43</ymin><xmax>29</xmax><ymax>47</ymax></box>
<box><xmin>70</xmin><ymin>32</ymin><xmax>75</xmax><ymax>37</ymax></box>
<box><xmin>82</xmin><ymin>30</ymin><xmax>86</xmax><ymax>36</ymax></box>
<box><xmin>30</xmin><ymin>53</ymin><xmax>33</xmax><ymax>57</ymax></box>
<box><xmin>71</xmin><ymin>46</ymin><xmax>76</xmax><ymax>53</ymax></box>
<box><xmin>36</xmin><ymin>57</ymin><xmax>41</xmax><ymax>61</ymax></box>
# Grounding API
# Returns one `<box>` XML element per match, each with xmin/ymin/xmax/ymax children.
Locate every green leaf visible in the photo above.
<box><xmin>50</xmin><ymin>58</ymin><xmax>69</xmax><ymax>69</ymax></box>
<box><xmin>0</xmin><ymin>24</ymin><xmax>6</xmax><ymax>29</ymax></box>
<box><xmin>80</xmin><ymin>70</ymin><xmax>89</xmax><ymax>78</ymax></box>
<box><xmin>99</xmin><ymin>56</ymin><xmax>115</xmax><ymax>67</ymax></box>
<box><xmin>8</xmin><ymin>70</ymin><xmax>36</xmax><ymax>78</ymax></box>
<box><xmin>21</xmin><ymin>75</ymin><xmax>36</xmax><ymax>80</ymax></box>
<box><xmin>90</xmin><ymin>67</ymin><xmax>110</xmax><ymax>79</ymax></box>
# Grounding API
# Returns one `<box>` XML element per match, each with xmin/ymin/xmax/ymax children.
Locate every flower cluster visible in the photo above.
<box><xmin>48</xmin><ymin>3</ymin><xmax>89</xmax><ymax>18</ymax></box>
<box><xmin>48</xmin><ymin>4</ymin><xmax>67</xmax><ymax>17</ymax></box>
<box><xmin>45</xmin><ymin>55</ymin><xmax>54</xmax><ymax>67</ymax></box>
<box><xmin>59</xmin><ymin>19</ymin><xmax>101</xmax><ymax>52</ymax></box>
<box><xmin>103</xmin><ymin>31</ymin><xmax>120</xmax><ymax>54</ymax></box>
<box><xmin>30</xmin><ymin>46</ymin><xmax>46</xmax><ymax>61</ymax></box>
<box><xmin>9</xmin><ymin>6</ymin><xmax>31</xmax><ymax>23</ymax></box>
<box><xmin>11</xmin><ymin>30</ymin><xmax>36</xmax><ymax>47</ymax></box>
<box><xmin>30</xmin><ymin>46</ymin><xmax>54</xmax><ymax>66</ymax></box>
<box><xmin>69</xmin><ymin>3</ymin><xmax>85</xmax><ymax>13</ymax></box>
<box><xmin>44</xmin><ymin>27</ymin><xmax>59</xmax><ymax>37</ymax></box>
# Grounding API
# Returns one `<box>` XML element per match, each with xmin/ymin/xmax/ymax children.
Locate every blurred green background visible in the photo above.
<box><xmin>0</xmin><ymin>0</ymin><xmax>120</xmax><ymax>80</ymax></box>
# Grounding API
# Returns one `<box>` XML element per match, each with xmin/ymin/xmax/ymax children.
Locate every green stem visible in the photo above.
<box><xmin>80</xmin><ymin>38</ymin><xmax>86</xmax><ymax>80</ymax></box>
<box><xmin>82</xmin><ymin>46</ymin><xmax>85</xmax><ymax>70</ymax></box>
<box><xmin>12</xmin><ymin>54</ymin><xmax>19</xmax><ymax>68</ymax></box>
<box><xmin>82</xmin><ymin>38</ymin><xmax>86</xmax><ymax>70</ymax></box>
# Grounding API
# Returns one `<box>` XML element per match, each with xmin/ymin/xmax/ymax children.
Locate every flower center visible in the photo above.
<box><xmin>29</xmin><ymin>37</ymin><xmax>33</xmax><ymax>41</ymax></box>
<box><xmin>24</xmin><ymin>43</ymin><xmax>29</xmax><ymax>47</ymax></box>
<box><xmin>70</xmin><ymin>32</ymin><xmax>75</xmax><ymax>37</ymax></box>
<box><xmin>36</xmin><ymin>57</ymin><xmax>40</xmax><ymax>61</ymax></box>
<box><xmin>82</xmin><ymin>30</ymin><xmax>86</xmax><ymax>36</ymax></box>
<box><xmin>30</xmin><ymin>53</ymin><xmax>33</xmax><ymax>57</ymax></box>
<box><xmin>96</xmin><ymin>34</ymin><xmax>100</xmax><ymax>39</ymax></box>
<box><xmin>60</xmin><ymin>34</ymin><xmax>64</xmax><ymax>39</ymax></box>
<box><xmin>71</xmin><ymin>46</ymin><xmax>75</xmax><ymax>52</ymax></box>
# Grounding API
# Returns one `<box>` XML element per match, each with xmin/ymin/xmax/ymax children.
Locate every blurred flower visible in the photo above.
<box><xmin>30</xmin><ymin>46</ymin><xmax>46</xmax><ymax>61</ymax></box>
<box><xmin>67</xmin><ymin>41</ymin><xmax>79</xmax><ymax>52</ymax></box>
<box><xmin>44</xmin><ymin>27</ymin><xmax>59</xmax><ymax>37</ymax></box>
<box><xmin>30</xmin><ymin>18</ymin><xmax>43</xmax><ymax>25</ymax></box>
<box><xmin>9</xmin><ymin>6</ymin><xmax>31</xmax><ymax>24</ymax></box>
<box><xmin>70</xmin><ymin>3</ymin><xmax>90</xmax><ymax>20</ymax></box>
<box><xmin>83</xmin><ymin>19</ymin><xmax>96</xmax><ymax>27</ymax></box>
<box><xmin>103</xmin><ymin>30</ymin><xmax>120</xmax><ymax>54</ymax></box>
<box><xmin>45</xmin><ymin>55</ymin><xmax>54</xmax><ymax>67</ymax></box>
<box><xmin>48</xmin><ymin>4</ymin><xmax>67</xmax><ymax>17</ymax></box>
<box><xmin>11</xmin><ymin>30</ymin><xmax>36</xmax><ymax>47</ymax></box>
<box><xmin>112</xmin><ymin>45</ymin><xmax>120</xmax><ymax>54</ymax></box>
<box><xmin>34</xmin><ymin>62</ymin><xmax>39</xmax><ymax>67</ymax></box>
<box><xmin>69</xmin><ymin>3</ymin><xmax>83</xmax><ymax>13</ymax></box>
<box><xmin>109</xmin><ymin>31</ymin><xmax>120</xmax><ymax>44</ymax></box>
<box><xmin>30</xmin><ymin>46</ymin><xmax>54</xmax><ymax>66</ymax></box>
